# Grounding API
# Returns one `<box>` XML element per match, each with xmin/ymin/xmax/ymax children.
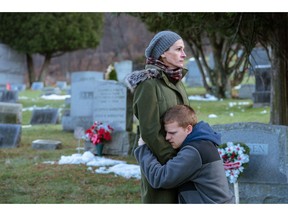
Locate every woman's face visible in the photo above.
<box><xmin>161</xmin><ymin>39</ymin><xmax>186</xmax><ymax>69</ymax></box>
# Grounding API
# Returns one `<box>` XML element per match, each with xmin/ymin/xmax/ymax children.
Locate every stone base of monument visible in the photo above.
<box><xmin>252</xmin><ymin>91</ymin><xmax>270</xmax><ymax>107</ymax></box>
<box><xmin>84</xmin><ymin>131</ymin><xmax>136</xmax><ymax>156</ymax></box>
<box><xmin>32</xmin><ymin>139</ymin><xmax>62</xmax><ymax>150</ymax></box>
<box><xmin>61</xmin><ymin>115</ymin><xmax>93</xmax><ymax>132</ymax></box>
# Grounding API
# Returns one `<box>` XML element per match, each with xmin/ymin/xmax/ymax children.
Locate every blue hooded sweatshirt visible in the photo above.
<box><xmin>134</xmin><ymin>120</ymin><xmax>234</xmax><ymax>203</ymax></box>
<box><xmin>182</xmin><ymin>120</ymin><xmax>221</xmax><ymax>147</ymax></box>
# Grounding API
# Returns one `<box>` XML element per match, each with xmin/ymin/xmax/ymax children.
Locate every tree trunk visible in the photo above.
<box><xmin>37</xmin><ymin>53</ymin><xmax>52</xmax><ymax>82</ymax></box>
<box><xmin>26</xmin><ymin>53</ymin><xmax>35</xmax><ymax>88</ymax></box>
<box><xmin>270</xmin><ymin>24</ymin><xmax>288</xmax><ymax>125</ymax></box>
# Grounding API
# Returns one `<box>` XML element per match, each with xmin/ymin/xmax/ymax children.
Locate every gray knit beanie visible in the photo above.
<box><xmin>145</xmin><ymin>30</ymin><xmax>182</xmax><ymax>59</ymax></box>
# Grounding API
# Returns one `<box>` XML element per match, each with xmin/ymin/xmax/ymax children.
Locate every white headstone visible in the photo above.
<box><xmin>114</xmin><ymin>60</ymin><xmax>133</xmax><ymax>82</ymax></box>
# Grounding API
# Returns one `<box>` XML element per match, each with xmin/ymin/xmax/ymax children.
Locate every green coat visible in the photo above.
<box><xmin>126</xmin><ymin>64</ymin><xmax>190</xmax><ymax>203</ymax></box>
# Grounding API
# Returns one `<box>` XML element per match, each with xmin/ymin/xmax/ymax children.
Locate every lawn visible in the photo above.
<box><xmin>0</xmin><ymin>87</ymin><xmax>270</xmax><ymax>204</ymax></box>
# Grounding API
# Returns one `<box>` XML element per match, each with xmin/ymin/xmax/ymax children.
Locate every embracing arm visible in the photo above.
<box><xmin>134</xmin><ymin>145</ymin><xmax>202</xmax><ymax>189</ymax></box>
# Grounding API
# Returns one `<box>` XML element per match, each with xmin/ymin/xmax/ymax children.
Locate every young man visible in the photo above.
<box><xmin>134</xmin><ymin>105</ymin><xmax>234</xmax><ymax>204</ymax></box>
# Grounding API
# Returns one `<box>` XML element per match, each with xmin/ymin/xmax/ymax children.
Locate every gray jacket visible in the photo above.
<box><xmin>134</xmin><ymin>121</ymin><xmax>235</xmax><ymax>204</ymax></box>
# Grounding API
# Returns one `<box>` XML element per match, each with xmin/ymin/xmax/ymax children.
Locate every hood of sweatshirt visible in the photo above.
<box><xmin>182</xmin><ymin>121</ymin><xmax>221</xmax><ymax>147</ymax></box>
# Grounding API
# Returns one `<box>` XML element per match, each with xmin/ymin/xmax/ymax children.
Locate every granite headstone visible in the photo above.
<box><xmin>114</xmin><ymin>60</ymin><xmax>133</xmax><ymax>83</ymax></box>
<box><xmin>30</xmin><ymin>108</ymin><xmax>59</xmax><ymax>125</ymax></box>
<box><xmin>185</xmin><ymin>58</ymin><xmax>203</xmax><ymax>87</ymax></box>
<box><xmin>212</xmin><ymin>122</ymin><xmax>288</xmax><ymax>203</ymax></box>
<box><xmin>0</xmin><ymin>123</ymin><xmax>21</xmax><ymax>148</ymax></box>
<box><xmin>0</xmin><ymin>102</ymin><xmax>22</xmax><ymax>124</ymax></box>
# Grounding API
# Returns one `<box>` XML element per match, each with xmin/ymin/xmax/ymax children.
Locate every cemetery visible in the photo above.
<box><xmin>0</xmin><ymin>13</ymin><xmax>287</xmax><ymax>205</ymax></box>
<box><xmin>0</xmin><ymin>56</ymin><xmax>287</xmax><ymax>204</ymax></box>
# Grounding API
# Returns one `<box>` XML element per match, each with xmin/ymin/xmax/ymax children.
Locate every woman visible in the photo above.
<box><xmin>125</xmin><ymin>30</ymin><xmax>190</xmax><ymax>203</ymax></box>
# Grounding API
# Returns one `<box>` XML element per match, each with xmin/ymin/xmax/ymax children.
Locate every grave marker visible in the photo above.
<box><xmin>30</xmin><ymin>108</ymin><xmax>59</xmax><ymax>125</ymax></box>
<box><xmin>0</xmin><ymin>102</ymin><xmax>22</xmax><ymax>124</ymax></box>
<box><xmin>0</xmin><ymin>123</ymin><xmax>21</xmax><ymax>148</ymax></box>
<box><xmin>114</xmin><ymin>60</ymin><xmax>133</xmax><ymax>82</ymax></box>
<box><xmin>0</xmin><ymin>90</ymin><xmax>18</xmax><ymax>103</ymax></box>
<box><xmin>212</xmin><ymin>122</ymin><xmax>288</xmax><ymax>203</ymax></box>
<box><xmin>185</xmin><ymin>58</ymin><xmax>203</xmax><ymax>87</ymax></box>
<box><xmin>31</xmin><ymin>82</ymin><xmax>44</xmax><ymax>90</ymax></box>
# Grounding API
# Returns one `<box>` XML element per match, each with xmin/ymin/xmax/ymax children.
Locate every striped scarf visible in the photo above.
<box><xmin>146</xmin><ymin>57</ymin><xmax>183</xmax><ymax>81</ymax></box>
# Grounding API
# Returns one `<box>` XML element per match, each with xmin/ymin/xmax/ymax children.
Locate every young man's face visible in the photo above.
<box><xmin>165</xmin><ymin>121</ymin><xmax>192</xmax><ymax>149</ymax></box>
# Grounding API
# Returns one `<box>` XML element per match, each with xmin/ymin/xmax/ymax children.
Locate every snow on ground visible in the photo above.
<box><xmin>44</xmin><ymin>151</ymin><xmax>141</xmax><ymax>180</ymax></box>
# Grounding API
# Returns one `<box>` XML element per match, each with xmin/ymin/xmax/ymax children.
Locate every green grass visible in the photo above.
<box><xmin>0</xmin><ymin>87</ymin><xmax>270</xmax><ymax>204</ymax></box>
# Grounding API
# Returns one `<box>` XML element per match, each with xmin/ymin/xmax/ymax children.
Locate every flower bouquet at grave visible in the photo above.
<box><xmin>83</xmin><ymin>121</ymin><xmax>114</xmax><ymax>145</ymax></box>
<box><xmin>83</xmin><ymin>121</ymin><xmax>114</xmax><ymax>156</ymax></box>
<box><xmin>218</xmin><ymin>141</ymin><xmax>250</xmax><ymax>184</ymax></box>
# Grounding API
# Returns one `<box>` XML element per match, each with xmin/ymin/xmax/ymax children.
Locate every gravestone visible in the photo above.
<box><xmin>30</xmin><ymin>108</ymin><xmax>59</xmax><ymax>125</ymax></box>
<box><xmin>93</xmin><ymin>80</ymin><xmax>131</xmax><ymax>131</ymax></box>
<box><xmin>10</xmin><ymin>84</ymin><xmax>26</xmax><ymax>91</ymax></box>
<box><xmin>212</xmin><ymin>122</ymin><xmax>288</xmax><ymax>203</ymax></box>
<box><xmin>0</xmin><ymin>102</ymin><xmax>22</xmax><ymax>124</ymax></box>
<box><xmin>238</xmin><ymin>84</ymin><xmax>255</xmax><ymax>99</ymax></box>
<box><xmin>62</xmin><ymin>70</ymin><xmax>135</xmax><ymax>156</ymax></box>
<box><xmin>0</xmin><ymin>90</ymin><xmax>18</xmax><ymax>103</ymax></box>
<box><xmin>0</xmin><ymin>123</ymin><xmax>21</xmax><ymax>148</ymax></box>
<box><xmin>114</xmin><ymin>60</ymin><xmax>133</xmax><ymax>82</ymax></box>
<box><xmin>70</xmin><ymin>71</ymin><xmax>103</xmax><ymax>83</ymax></box>
<box><xmin>62</xmin><ymin>77</ymin><xmax>134</xmax><ymax>156</ymax></box>
<box><xmin>0</xmin><ymin>43</ymin><xmax>26</xmax><ymax>87</ymax></box>
<box><xmin>62</xmin><ymin>71</ymin><xmax>104</xmax><ymax>131</ymax></box>
<box><xmin>68</xmin><ymin>71</ymin><xmax>104</xmax><ymax>125</ymax></box>
<box><xmin>185</xmin><ymin>58</ymin><xmax>204</xmax><ymax>87</ymax></box>
<box><xmin>56</xmin><ymin>81</ymin><xmax>67</xmax><ymax>90</ymax></box>
<box><xmin>31</xmin><ymin>82</ymin><xmax>44</xmax><ymax>90</ymax></box>
<box><xmin>92</xmin><ymin>80</ymin><xmax>134</xmax><ymax>156</ymax></box>
<box><xmin>41</xmin><ymin>87</ymin><xmax>61</xmax><ymax>96</ymax></box>
<box><xmin>32</xmin><ymin>139</ymin><xmax>62</xmax><ymax>150</ymax></box>
<box><xmin>252</xmin><ymin>66</ymin><xmax>271</xmax><ymax>107</ymax></box>
<box><xmin>249</xmin><ymin>47</ymin><xmax>271</xmax><ymax>69</ymax></box>
<box><xmin>249</xmin><ymin>48</ymin><xmax>271</xmax><ymax>107</ymax></box>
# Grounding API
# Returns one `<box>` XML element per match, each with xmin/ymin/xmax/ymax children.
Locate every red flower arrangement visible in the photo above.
<box><xmin>84</xmin><ymin>121</ymin><xmax>114</xmax><ymax>145</ymax></box>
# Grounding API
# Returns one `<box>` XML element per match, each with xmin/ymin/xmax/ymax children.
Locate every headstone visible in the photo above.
<box><xmin>69</xmin><ymin>71</ymin><xmax>104</xmax><ymax>118</ymax></box>
<box><xmin>41</xmin><ymin>87</ymin><xmax>62</xmax><ymax>96</ymax></box>
<box><xmin>185</xmin><ymin>58</ymin><xmax>204</xmax><ymax>87</ymax></box>
<box><xmin>31</xmin><ymin>82</ymin><xmax>44</xmax><ymax>90</ymax></box>
<box><xmin>252</xmin><ymin>66</ymin><xmax>271</xmax><ymax>107</ymax></box>
<box><xmin>10</xmin><ymin>84</ymin><xmax>26</xmax><ymax>91</ymax></box>
<box><xmin>56</xmin><ymin>81</ymin><xmax>67</xmax><ymax>90</ymax></box>
<box><xmin>70</xmin><ymin>71</ymin><xmax>103</xmax><ymax>83</ymax></box>
<box><xmin>238</xmin><ymin>84</ymin><xmax>255</xmax><ymax>99</ymax></box>
<box><xmin>30</xmin><ymin>108</ymin><xmax>59</xmax><ymax>125</ymax></box>
<box><xmin>62</xmin><ymin>78</ymin><xmax>134</xmax><ymax>156</ymax></box>
<box><xmin>114</xmin><ymin>60</ymin><xmax>133</xmax><ymax>82</ymax></box>
<box><xmin>249</xmin><ymin>47</ymin><xmax>271</xmax><ymax>70</ymax></box>
<box><xmin>0</xmin><ymin>123</ymin><xmax>21</xmax><ymax>148</ymax></box>
<box><xmin>212</xmin><ymin>122</ymin><xmax>288</xmax><ymax>203</ymax></box>
<box><xmin>32</xmin><ymin>139</ymin><xmax>62</xmax><ymax>150</ymax></box>
<box><xmin>0</xmin><ymin>90</ymin><xmax>18</xmax><ymax>103</ymax></box>
<box><xmin>92</xmin><ymin>80</ymin><xmax>129</xmax><ymax>131</ymax></box>
<box><xmin>249</xmin><ymin>48</ymin><xmax>271</xmax><ymax>107</ymax></box>
<box><xmin>0</xmin><ymin>43</ymin><xmax>26</xmax><ymax>86</ymax></box>
<box><xmin>0</xmin><ymin>102</ymin><xmax>22</xmax><ymax>124</ymax></box>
